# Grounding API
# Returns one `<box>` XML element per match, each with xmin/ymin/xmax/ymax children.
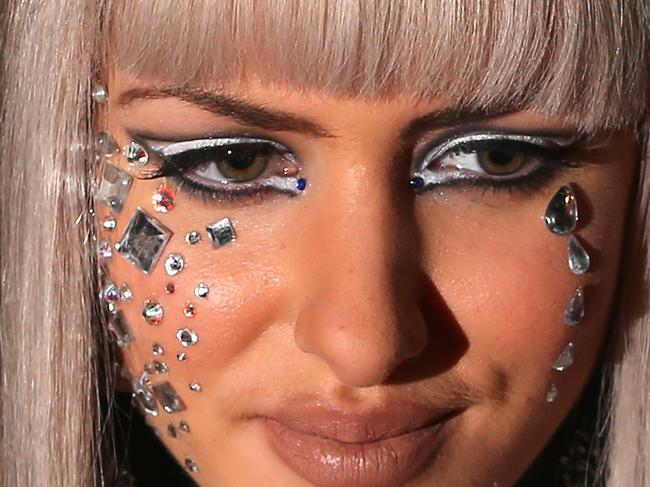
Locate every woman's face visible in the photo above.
<box><xmin>99</xmin><ymin>70</ymin><xmax>637</xmax><ymax>487</ymax></box>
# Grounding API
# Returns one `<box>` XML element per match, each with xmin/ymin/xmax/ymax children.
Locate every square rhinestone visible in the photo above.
<box><xmin>96</xmin><ymin>163</ymin><xmax>133</xmax><ymax>213</ymax></box>
<box><xmin>108</xmin><ymin>311</ymin><xmax>133</xmax><ymax>348</ymax></box>
<box><xmin>117</xmin><ymin>209</ymin><xmax>172</xmax><ymax>274</ymax></box>
<box><xmin>206</xmin><ymin>218</ymin><xmax>236</xmax><ymax>247</ymax></box>
<box><xmin>152</xmin><ymin>382</ymin><xmax>187</xmax><ymax>413</ymax></box>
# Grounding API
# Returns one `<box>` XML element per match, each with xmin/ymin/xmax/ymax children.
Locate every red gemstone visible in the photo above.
<box><xmin>152</xmin><ymin>185</ymin><xmax>176</xmax><ymax>213</ymax></box>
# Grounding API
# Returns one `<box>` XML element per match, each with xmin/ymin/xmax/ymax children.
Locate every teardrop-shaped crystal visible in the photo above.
<box><xmin>95</xmin><ymin>131</ymin><xmax>119</xmax><ymax>158</ymax></box>
<box><xmin>568</xmin><ymin>235</ymin><xmax>590</xmax><ymax>274</ymax></box>
<box><xmin>552</xmin><ymin>342</ymin><xmax>575</xmax><ymax>372</ymax></box>
<box><xmin>545</xmin><ymin>383</ymin><xmax>559</xmax><ymax>403</ymax></box>
<box><xmin>564</xmin><ymin>287</ymin><xmax>584</xmax><ymax>326</ymax></box>
<box><xmin>544</xmin><ymin>185</ymin><xmax>578</xmax><ymax>235</ymax></box>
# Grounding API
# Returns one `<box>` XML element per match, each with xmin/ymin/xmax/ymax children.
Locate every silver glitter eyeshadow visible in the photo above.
<box><xmin>544</xmin><ymin>185</ymin><xmax>578</xmax><ymax>235</ymax></box>
<box><xmin>152</xmin><ymin>382</ymin><xmax>187</xmax><ymax>413</ymax></box>
<box><xmin>96</xmin><ymin>163</ymin><xmax>133</xmax><ymax>213</ymax></box>
<box><xmin>108</xmin><ymin>311</ymin><xmax>133</xmax><ymax>348</ymax></box>
<box><xmin>552</xmin><ymin>342</ymin><xmax>575</xmax><ymax>372</ymax></box>
<box><xmin>132</xmin><ymin>374</ymin><xmax>158</xmax><ymax>416</ymax></box>
<box><xmin>568</xmin><ymin>235</ymin><xmax>590</xmax><ymax>275</ymax></box>
<box><xmin>564</xmin><ymin>287</ymin><xmax>585</xmax><ymax>326</ymax></box>
<box><xmin>117</xmin><ymin>209</ymin><xmax>172</xmax><ymax>274</ymax></box>
<box><xmin>206</xmin><ymin>218</ymin><xmax>236</xmax><ymax>247</ymax></box>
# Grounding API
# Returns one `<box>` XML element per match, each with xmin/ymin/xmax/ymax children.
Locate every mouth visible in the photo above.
<box><xmin>258</xmin><ymin>400</ymin><xmax>465</xmax><ymax>487</ymax></box>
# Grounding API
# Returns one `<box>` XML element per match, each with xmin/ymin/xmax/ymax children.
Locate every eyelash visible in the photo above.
<box><xmin>137</xmin><ymin>132</ymin><xmax>581</xmax><ymax>203</ymax></box>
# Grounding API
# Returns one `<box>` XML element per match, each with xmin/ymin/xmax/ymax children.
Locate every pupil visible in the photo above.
<box><xmin>226</xmin><ymin>147</ymin><xmax>258</xmax><ymax>170</ymax></box>
<box><xmin>487</xmin><ymin>150</ymin><xmax>515</xmax><ymax>166</ymax></box>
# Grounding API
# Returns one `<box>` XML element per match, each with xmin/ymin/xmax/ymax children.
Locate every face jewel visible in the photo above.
<box><xmin>94</xmin><ymin>131</ymin><xmax>119</xmax><ymax>159</ymax></box>
<box><xmin>177</xmin><ymin>352</ymin><xmax>188</xmax><ymax>362</ymax></box>
<box><xmin>124</xmin><ymin>141</ymin><xmax>149</xmax><ymax>166</ymax></box>
<box><xmin>96</xmin><ymin>163</ymin><xmax>133</xmax><ymax>213</ymax></box>
<box><xmin>145</xmin><ymin>360</ymin><xmax>169</xmax><ymax>375</ymax></box>
<box><xmin>194</xmin><ymin>283</ymin><xmax>209</xmax><ymax>298</ymax></box>
<box><xmin>564</xmin><ymin>287</ymin><xmax>585</xmax><ymax>326</ymax></box>
<box><xmin>152</xmin><ymin>382</ymin><xmax>187</xmax><ymax>413</ymax></box>
<box><xmin>183</xmin><ymin>302</ymin><xmax>196</xmax><ymax>318</ymax></box>
<box><xmin>296</xmin><ymin>178</ymin><xmax>307</xmax><ymax>191</ymax></box>
<box><xmin>176</xmin><ymin>328</ymin><xmax>199</xmax><ymax>347</ymax></box>
<box><xmin>206</xmin><ymin>218</ymin><xmax>236</xmax><ymax>247</ymax></box>
<box><xmin>184</xmin><ymin>458</ymin><xmax>199</xmax><ymax>473</ymax></box>
<box><xmin>552</xmin><ymin>342</ymin><xmax>575</xmax><ymax>372</ymax></box>
<box><xmin>167</xmin><ymin>423</ymin><xmax>178</xmax><ymax>438</ymax></box>
<box><xmin>117</xmin><ymin>209</ymin><xmax>172</xmax><ymax>274</ymax></box>
<box><xmin>108</xmin><ymin>311</ymin><xmax>133</xmax><ymax>348</ymax></box>
<box><xmin>91</xmin><ymin>84</ymin><xmax>108</xmax><ymax>104</ymax></box>
<box><xmin>142</xmin><ymin>299</ymin><xmax>164</xmax><ymax>325</ymax></box>
<box><xmin>189</xmin><ymin>381</ymin><xmax>202</xmax><ymax>392</ymax></box>
<box><xmin>409</xmin><ymin>176</ymin><xmax>425</xmax><ymax>191</ymax></box>
<box><xmin>97</xmin><ymin>240</ymin><xmax>113</xmax><ymax>261</ymax></box>
<box><xmin>152</xmin><ymin>185</ymin><xmax>176</xmax><ymax>213</ymax></box>
<box><xmin>102</xmin><ymin>282</ymin><xmax>120</xmax><ymax>302</ymax></box>
<box><xmin>119</xmin><ymin>284</ymin><xmax>133</xmax><ymax>302</ymax></box>
<box><xmin>102</xmin><ymin>216</ymin><xmax>117</xmax><ymax>231</ymax></box>
<box><xmin>568</xmin><ymin>235</ymin><xmax>590</xmax><ymax>275</ymax></box>
<box><xmin>164</xmin><ymin>254</ymin><xmax>185</xmax><ymax>276</ymax></box>
<box><xmin>165</xmin><ymin>283</ymin><xmax>175</xmax><ymax>294</ymax></box>
<box><xmin>152</xmin><ymin>343</ymin><xmax>164</xmax><ymax>356</ymax></box>
<box><xmin>179</xmin><ymin>420</ymin><xmax>190</xmax><ymax>433</ymax></box>
<box><xmin>185</xmin><ymin>231</ymin><xmax>201</xmax><ymax>245</ymax></box>
<box><xmin>544</xmin><ymin>185</ymin><xmax>578</xmax><ymax>235</ymax></box>
<box><xmin>545</xmin><ymin>383</ymin><xmax>559</xmax><ymax>403</ymax></box>
<box><xmin>131</xmin><ymin>373</ymin><xmax>158</xmax><ymax>416</ymax></box>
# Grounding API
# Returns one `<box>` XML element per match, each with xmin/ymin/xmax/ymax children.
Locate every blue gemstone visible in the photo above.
<box><xmin>296</xmin><ymin>178</ymin><xmax>307</xmax><ymax>191</ymax></box>
<box><xmin>409</xmin><ymin>176</ymin><xmax>424</xmax><ymax>190</ymax></box>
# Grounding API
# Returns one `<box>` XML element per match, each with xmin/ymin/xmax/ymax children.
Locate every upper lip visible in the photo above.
<box><xmin>261</xmin><ymin>396</ymin><xmax>468</xmax><ymax>444</ymax></box>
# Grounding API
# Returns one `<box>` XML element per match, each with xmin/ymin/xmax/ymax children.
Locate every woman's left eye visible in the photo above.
<box><xmin>141</xmin><ymin>137</ymin><xmax>303</xmax><ymax>200</ymax></box>
<box><xmin>412</xmin><ymin>132</ymin><xmax>579</xmax><ymax>191</ymax></box>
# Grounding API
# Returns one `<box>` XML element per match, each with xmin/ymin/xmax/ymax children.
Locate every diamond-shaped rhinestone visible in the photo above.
<box><xmin>152</xmin><ymin>382</ymin><xmax>186</xmax><ymax>413</ymax></box>
<box><xmin>96</xmin><ymin>163</ymin><xmax>133</xmax><ymax>213</ymax></box>
<box><xmin>117</xmin><ymin>209</ymin><xmax>172</xmax><ymax>274</ymax></box>
<box><xmin>206</xmin><ymin>218</ymin><xmax>236</xmax><ymax>247</ymax></box>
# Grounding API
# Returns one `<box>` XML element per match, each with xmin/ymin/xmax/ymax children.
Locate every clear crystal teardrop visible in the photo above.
<box><xmin>564</xmin><ymin>287</ymin><xmax>584</xmax><ymax>326</ymax></box>
<box><xmin>545</xmin><ymin>383</ymin><xmax>559</xmax><ymax>403</ymax></box>
<box><xmin>552</xmin><ymin>342</ymin><xmax>575</xmax><ymax>372</ymax></box>
<box><xmin>568</xmin><ymin>235</ymin><xmax>590</xmax><ymax>274</ymax></box>
<box><xmin>544</xmin><ymin>185</ymin><xmax>578</xmax><ymax>235</ymax></box>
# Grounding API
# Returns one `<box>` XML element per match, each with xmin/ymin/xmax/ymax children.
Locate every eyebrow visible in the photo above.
<box><xmin>119</xmin><ymin>86</ymin><xmax>511</xmax><ymax>141</ymax></box>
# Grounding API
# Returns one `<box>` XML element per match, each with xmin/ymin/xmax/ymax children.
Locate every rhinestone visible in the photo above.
<box><xmin>164</xmin><ymin>254</ymin><xmax>185</xmax><ymax>276</ymax></box>
<box><xmin>119</xmin><ymin>284</ymin><xmax>133</xmax><ymax>302</ymax></box>
<box><xmin>545</xmin><ymin>383</ymin><xmax>559</xmax><ymax>403</ymax></box>
<box><xmin>152</xmin><ymin>343</ymin><xmax>164</xmax><ymax>356</ymax></box>
<box><xmin>94</xmin><ymin>131</ymin><xmax>119</xmax><ymax>158</ymax></box>
<box><xmin>106</xmin><ymin>301</ymin><xmax>118</xmax><ymax>314</ymax></box>
<box><xmin>92</xmin><ymin>84</ymin><xmax>109</xmax><ymax>104</ymax></box>
<box><xmin>544</xmin><ymin>185</ymin><xmax>578</xmax><ymax>235</ymax></box>
<box><xmin>179</xmin><ymin>420</ymin><xmax>190</xmax><ymax>433</ymax></box>
<box><xmin>184</xmin><ymin>458</ymin><xmax>199</xmax><ymax>473</ymax></box>
<box><xmin>189</xmin><ymin>381</ymin><xmax>202</xmax><ymax>392</ymax></box>
<box><xmin>183</xmin><ymin>302</ymin><xmax>196</xmax><ymax>318</ymax></box>
<box><xmin>410</xmin><ymin>176</ymin><xmax>425</xmax><ymax>190</ymax></box>
<box><xmin>176</xmin><ymin>328</ymin><xmax>198</xmax><ymax>347</ymax></box>
<box><xmin>145</xmin><ymin>360</ymin><xmax>169</xmax><ymax>375</ymax></box>
<box><xmin>117</xmin><ymin>209</ymin><xmax>172</xmax><ymax>274</ymax></box>
<box><xmin>177</xmin><ymin>352</ymin><xmax>188</xmax><ymax>362</ymax></box>
<box><xmin>142</xmin><ymin>300</ymin><xmax>164</xmax><ymax>325</ymax></box>
<box><xmin>98</xmin><ymin>240</ymin><xmax>113</xmax><ymax>260</ymax></box>
<box><xmin>185</xmin><ymin>231</ymin><xmax>201</xmax><ymax>245</ymax></box>
<box><xmin>124</xmin><ymin>141</ymin><xmax>149</xmax><ymax>166</ymax></box>
<box><xmin>132</xmin><ymin>374</ymin><xmax>158</xmax><ymax>416</ymax></box>
<box><xmin>206</xmin><ymin>218</ymin><xmax>236</xmax><ymax>247</ymax></box>
<box><xmin>568</xmin><ymin>235</ymin><xmax>590</xmax><ymax>275</ymax></box>
<box><xmin>167</xmin><ymin>423</ymin><xmax>178</xmax><ymax>438</ymax></box>
<box><xmin>152</xmin><ymin>185</ymin><xmax>176</xmax><ymax>213</ymax></box>
<box><xmin>108</xmin><ymin>311</ymin><xmax>133</xmax><ymax>348</ymax></box>
<box><xmin>552</xmin><ymin>342</ymin><xmax>575</xmax><ymax>372</ymax></box>
<box><xmin>194</xmin><ymin>283</ymin><xmax>209</xmax><ymax>298</ymax></box>
<box><xmin>165</xmin><ymin>283</ymin><xmax>175</xmax><ymax>294</ymax></box>
<box><xmin>96</xmin><ymin>163</ymin><xmax>133</xmax><ymax>213</ymax></box>
<box><xmin>102</xmin><ymin>282</ymin><xmax>120</xmax><ymax>302</ymax></box>
<box><xmin>152</xmin><ymin>382</ymin><xmax>186</xmax><ymax>413</ymax></box>
<box><xmin>564</xmin><ymin>287</ymin><xmax>585</xmax><ymax>326</ymax></box>
<box><xmin>102</xmin><ymin>216</ymin><xmax>117</xmax><ymax>231</ymax></box>
<box><xmin>296</xmin><ymin>178</ymin><xmax>307</xmax><ymax>191</ymax></box>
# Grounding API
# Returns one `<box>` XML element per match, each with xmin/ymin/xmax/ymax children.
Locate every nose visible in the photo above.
<box><xmin>294</xmin><ymin>169</ymin><xmax>428</xmax><ymax>387</ymax></box>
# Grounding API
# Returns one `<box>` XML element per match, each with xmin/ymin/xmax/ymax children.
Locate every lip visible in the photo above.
<box><xmin>259</xmin><ymin>399</ymin><xmax>465</xmax><ymax>487</ymax></box>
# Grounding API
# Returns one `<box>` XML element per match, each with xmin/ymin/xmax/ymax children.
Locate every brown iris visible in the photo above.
<box><xmin>477</xmin><ymin>149</ymin><xmax>527</xmax><ymax>175</ymax></box>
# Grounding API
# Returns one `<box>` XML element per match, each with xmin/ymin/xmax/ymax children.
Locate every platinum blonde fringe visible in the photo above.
<box><xmin>0</xmin><ymin>1</ymin><xmax>648</xmax><ymax>486</ymax></box>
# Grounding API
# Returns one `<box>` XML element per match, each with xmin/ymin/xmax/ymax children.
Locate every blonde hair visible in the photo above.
<box><xmin>0</xmin><ymin>1</ymin><xmax>648</xmax><ymax>485</ymax></box>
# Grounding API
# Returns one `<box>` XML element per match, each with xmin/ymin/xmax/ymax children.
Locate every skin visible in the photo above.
<box><xmin>100</xmin><ymin>70</ymin><xmax>637</xmax><ymax>486</ymax></box>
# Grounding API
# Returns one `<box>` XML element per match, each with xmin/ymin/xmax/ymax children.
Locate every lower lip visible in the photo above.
<box><xmin>261</xmin><ymin>414</ymin><xmax>458</xmax><ymax>487</ymax></box>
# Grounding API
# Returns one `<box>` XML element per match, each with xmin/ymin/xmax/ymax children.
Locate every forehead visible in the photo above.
<box><xmin>105</xmin><ymin>0</ymin><xmax>649</xmax><ymax>131</ymax></box>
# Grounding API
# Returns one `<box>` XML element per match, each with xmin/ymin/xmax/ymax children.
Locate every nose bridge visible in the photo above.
<box><xmin>294</xmin><ymin>159</ymin><xmax>427</xmax><ymax>387</ymax></box>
